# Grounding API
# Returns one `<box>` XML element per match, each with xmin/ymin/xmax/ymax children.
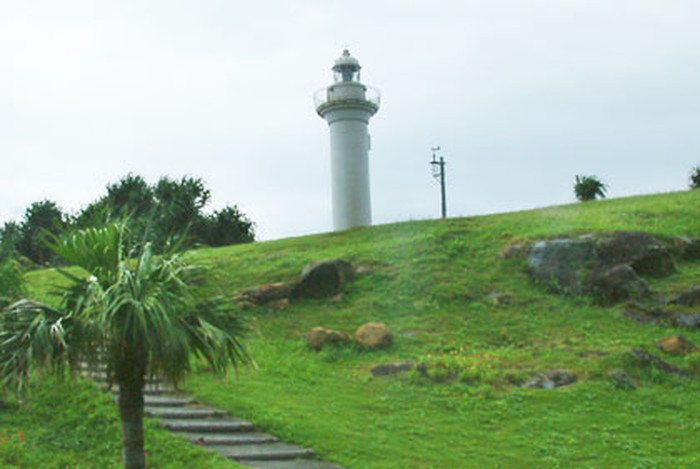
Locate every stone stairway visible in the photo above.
<box><xmin>82</xmin><ymin>367</ymin><xmax>344</xmax><ymax>469</ymax></box>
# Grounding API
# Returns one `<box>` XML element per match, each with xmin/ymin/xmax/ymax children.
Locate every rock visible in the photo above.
<box><xmin>305</xmin><ymin>327</ymin><xmax>350</xmax><ymax>351</ymax></box>
<box><xmin>621</xmin><ymin>305</ymin><xmax>674</xmax><ymax>325</ymax></box>
<box><xmin>588</xmin><ymin>264</ymin><xmax>651</xmax><ymax>305</ymax></box>
<box><xmin>370</xmin><ymin>361</ymin><xmax>414</xmax><ymax>377</ymax></box>
<box><xmin>525</xmin><ymin>231</ymin><xmax>677</xmax><ymax>303</ymax></box>
<box><xmin>237</xmin><ymin>282</ymin><xmax>294</xmax><ymax>305</ymax></box>
<box><xmin>521</xmin><ymin>369</ymin><xmax>578</xmax><ymax>389</ymax></box>
<box><xmin>292</xmin><ymin>259</ymin><xmax>353</xmax><ymax>299</ymax></box>
<box><xmin>656</xmin><ymin>335</ymin><xmax>697</xmax><ymax>354</ymax></box>
<box><xmin>596</xmin><ymin>231</ymin><xmax>675</xmax><ymax>277</ymax></box>
<box><xmin>669</xmin><ymin>287</ymin><xmax>700</xmax><ymax>307</ymax></box>
<box><xmin>672</xmin><ymin>313</ymin><xmax>700</xmax><ymax>328</ymax></box>
<box><xmin>355</xmin><ymin>322</ymin><xmax>393</xmax><ymax>349</ymax></box>
<box><xmin>608</xmin><ymin>369</ymin><xmax>637</xmax><ymax>390</ymax></box>
<box><xmin>527</xmin><ymin>237</ymin><xmax>597</xmax><ymax>295</ymax></box>
<box><xmin>629</xmin><ymin>349</ymin><xmax>686</xmax><ymax>375</ymax></box>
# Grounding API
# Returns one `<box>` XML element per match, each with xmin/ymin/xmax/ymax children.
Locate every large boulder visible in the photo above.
<box><xmin>525</xmin><ymin>231</ymin><xmax>677</xmax><ymax>304</ymax></box>
<box><xmin>355</xmin><ymin>322</ymin><xmax>393</xmax><ymax>349</ymax></box>
<box><xmin>292</xmin><ymin>259</ymin><xmax>354</xmax><ymax>299</ymax></box>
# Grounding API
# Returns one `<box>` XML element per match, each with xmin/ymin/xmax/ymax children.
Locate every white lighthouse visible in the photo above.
<box><xmin>315</xmin><ymin>49</ymin><xmax>380</xmax><ymax>231</ymax></box>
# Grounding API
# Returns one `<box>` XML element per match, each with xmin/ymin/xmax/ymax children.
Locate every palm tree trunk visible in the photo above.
<box><xmin>118</xmin><ymin>376</ymin><xmax>146</xmax><ymax>469</ymax></box>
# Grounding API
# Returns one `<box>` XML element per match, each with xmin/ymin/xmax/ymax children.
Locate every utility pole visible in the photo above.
<box><xmin>430</xmin><ymin>146</ymin><xmax>447</xmax><ymax>219</ymax></box>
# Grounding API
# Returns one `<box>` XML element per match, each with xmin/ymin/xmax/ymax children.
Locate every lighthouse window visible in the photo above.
<box><xmin>334</xmin><ymin>67</ymin><xmax>361</xmax><ymax>83</ymax></box>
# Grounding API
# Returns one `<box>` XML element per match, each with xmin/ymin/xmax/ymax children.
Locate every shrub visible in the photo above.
<box><xmin>574</xmin><ymin>175</ymin><xmax>608</xmax><ymax>201</ymax></box>
<box><xmin>689</xmin><ymin>166</ymin><xmax>700</xmax><ymax>189</ymax></box>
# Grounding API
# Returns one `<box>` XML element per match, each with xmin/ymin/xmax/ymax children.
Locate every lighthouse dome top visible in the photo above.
<box><xmin>332</xmin><ymin>49</ymin><xmax>362</xmax><ymax>83</ymax></box>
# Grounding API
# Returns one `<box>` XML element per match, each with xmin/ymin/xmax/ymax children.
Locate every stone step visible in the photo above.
<box><xmin>212</xmin><ymin>443</ymin><xmax>315</xmax><ymax>461</ymax></box>
<box><xmin>78</xmin><ymin>362</ymin><xmax>107</xmax><ymax>372</ymax></box>
<box><xmin>106</xmin><ymin>383</ymin><xmax>176</xmax><ymax>395</ymax></box>
<box><xmin>241</xmin><ymin>460</ymin><xmax>345</xmax><ymax>469</ymax></box>
<box><xmin>178</xmin><ymin>432</ymin><xmax>279</xmax><ymax>446</ymax></box>
<box><xmin>143</xmin><ymin>387</ymin><xmax>175</xmax><ymax>395</ymax></box>
<box><xmin>144</xmin><ymin>395</ymin><xmax>195</xmax><ymax>407</ymax></box>
<box><xmin>146</xmin><ymin>406</ymin><xmax>227</xmax><ymax>419</ymax></box>
<box><xmin>87</xmin><ymin>371</ymin><xmax>162</xmax><ymax>384</ymax></box>
<box><xmin>161</xmin><ymin>418</ymin><xmax>254</xmax><ymax>433</ymax></box>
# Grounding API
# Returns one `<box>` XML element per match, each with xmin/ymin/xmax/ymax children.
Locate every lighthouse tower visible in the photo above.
<box><xmin>315</xmin><ymin>49</ymin><xmax>380</xmax><ymax>231</ymax></box>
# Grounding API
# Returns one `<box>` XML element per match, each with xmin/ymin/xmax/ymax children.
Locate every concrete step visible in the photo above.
<box><xmin>241</xmin><ymin>460</ymin><xmax>345</xmax><ymax>469</ymax></box>
<box><xmin>178</xmin><ymin>431</ymin><xmax>279</xmax><ymax>446</ymax></box>
<box><xmin>161</xmin><ymin>418</ymin><xmax>254</xmax><ymax>433</ymax></box>
<box><xmin>212</xmin><ymin>443</ymin><xmax>315</xmax><ymax>461</ymax></box>
<box><xmin>78</xmin><ymin>363</ymin><xmax>107</xmax><ymax>372</ymax></box>
<box><xmin>88</xmin><ymin>371</ymin><xmax>161</xmax><ymax>384</ymax></box>
<box><xmin>106</xmin><ymin>383</ymin><xmax>176</xmax><ymax>395</ymax></box>
<box><xmin>145</xmin><ymin>406</ymin><xmax>227</xmax><ymax>419</ymax></box>
<box><xmin>144</xmin><ymin>395</ymin><xmax>195</xmax><ymax>407</ymax></box>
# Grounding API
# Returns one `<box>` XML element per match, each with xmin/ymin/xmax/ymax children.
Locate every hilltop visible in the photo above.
<box><xmin>9</xmin><ymin>190</ymin><xmax>700</xmax><ymax>468</ymax></box>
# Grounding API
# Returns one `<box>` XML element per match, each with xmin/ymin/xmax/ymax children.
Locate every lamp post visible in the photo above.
<box><xmin>430</xmin><ymin>146</ymin><xmax>447</xmax><ymax>219</ymax></box>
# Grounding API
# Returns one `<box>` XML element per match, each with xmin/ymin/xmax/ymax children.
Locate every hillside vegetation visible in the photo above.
<box><xmin>14</xmin><ymin>190</ymin><xmax>700</xmax><ymax>468</ymax></box>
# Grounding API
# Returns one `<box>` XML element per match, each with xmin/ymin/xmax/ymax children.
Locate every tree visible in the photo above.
<box><xmin>197</xmin><ymin>206</ymin><xmax>256</xmax><ymax>247</ymax></box>
<box><xmin>690</xmin><ymin>165</ymin><xmax>700</xmax><ymax>189</ymax></box>
<box><xmin>0</xmin><ymin>223</ymin><xmax>252</xmax><ymax>469</ymax></box>
<box><xmin>73</xmin><ymin>174</ymin><xmax>254</xmax><ymax>253</ymax></box>
<box><xmin>0</xmin><ymin>221</ymin><xmax>22</xmax><ymax>261</ymax></box>
<box><xmin>152</xmin><ymin>176</ymin><xmax>211</xmax><ymax>248</ymax></box>
<box><xmin>18</xmin><ymin>200</ymin><xmax>66</xmax><ymax>265</ymax></box>
<box><xmin>574</xmin><ymin>175</ymin><xmax>608</xmax><ymax>201</ymax></box>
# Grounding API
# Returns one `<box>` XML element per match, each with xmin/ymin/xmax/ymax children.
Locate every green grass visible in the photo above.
<box><xmin>12</xmin><ymin>189</ymin><xmax>700</xmax><ymax>468</ymax></box>
<box><xmin>0</xmin><ymin>377</ymin><xmax>247</xmax><ymax>469</ymax></box>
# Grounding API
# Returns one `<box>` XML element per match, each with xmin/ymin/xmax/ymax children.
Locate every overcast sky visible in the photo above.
<box><xmin>2</xmin><ymin>1</ymin><xmax>698</xmax><ymax>240</ymax></box>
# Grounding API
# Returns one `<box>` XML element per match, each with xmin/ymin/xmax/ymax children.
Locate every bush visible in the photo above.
<box><xmin>690</xmin><ymin>166</ymin><xmax>700</xmax><ymax>189</ymax></box>
<box><xmin>574</xmin><ymin>175</ymin><xmax>608</xmax><ymax>201</ymax></box>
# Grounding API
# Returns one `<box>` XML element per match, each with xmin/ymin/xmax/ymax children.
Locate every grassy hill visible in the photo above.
<box><xmin>8</xmin><ymin>189</ymin><xmax>700</xmax><ymax>468</ymax></box>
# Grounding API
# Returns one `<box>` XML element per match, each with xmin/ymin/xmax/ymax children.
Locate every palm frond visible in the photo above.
<box><xmin>0</xmin><ymin>300</ymin><xmax>77</xmax><ymax>394</ymax></box>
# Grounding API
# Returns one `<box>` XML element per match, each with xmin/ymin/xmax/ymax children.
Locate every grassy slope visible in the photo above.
<box><xmin>17</xmin><ymin>190</ymin><xmax>700</xmax><ymax>468</ymax></box>
<box><xmin>0</xmin><ymin>377</ymin><xmax>248</xmax><ymax>469</ymax></box>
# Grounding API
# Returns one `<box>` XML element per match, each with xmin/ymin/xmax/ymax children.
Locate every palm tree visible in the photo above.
<box><xmin>574</xmin><ymin>175</ymin><xmax>608</xmax><ymax>201</ymax></box>
<box><xmin>0</xmin><ymin>223</ymin><xmax>252</xmax><ymax>469</ymax></box>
